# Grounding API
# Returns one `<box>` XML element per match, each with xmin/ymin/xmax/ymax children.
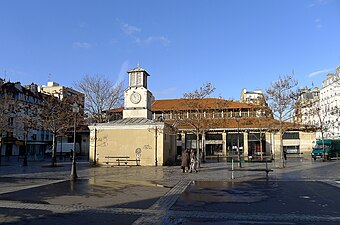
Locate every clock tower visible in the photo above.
<box><xmin>123</xmin><ymin>66</ymin><xmax>153</xmax><ymax>119</ymax></box>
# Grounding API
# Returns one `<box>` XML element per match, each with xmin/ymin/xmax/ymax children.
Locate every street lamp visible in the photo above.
<box><xmin>236</xmin><ymin>115</ymin><xmax>242</xmax><ymax>168</ymax></box>
<box><xmin>70</xmin><ymin>102</ymin><xmax>79</xmax><ymax>180</ymax></box>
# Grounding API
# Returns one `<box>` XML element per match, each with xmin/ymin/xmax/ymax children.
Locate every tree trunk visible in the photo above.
<box><xmin>202</xmin><ymin>130</ymin><xmax>206</xmax><ymax>162</ymax></box>
<box><xmin>321</xmin><ymin>132</ymin><xmax>325</xmax><ymax>161</ymax></box>
<box><xmin>51</xmin><ymin>134</ymin><xmax>57</xmax><ymax>167</ymax></box>
<box><xmin>0</xmin><ymin>138</ymin><xmax>2</xmax><ymax>166</ymax></box>
<box><xmin>196</xmin><ymin>130</ymin><xmax>200</xmax><ymax>167</ymax></box>
<box><xmin>154</xmin><ymin>127</ymin><xmax>158</xmax><ymax>166</ymax></box>
<box><xmin>259</xmin><ymin>133</ymin><xmax>263</xmax><ymax>161</ymax></box>
<box><xmin>279</xmin><ymin>128</ymin><xmax>285</xmax><ymax>168</ymax></box>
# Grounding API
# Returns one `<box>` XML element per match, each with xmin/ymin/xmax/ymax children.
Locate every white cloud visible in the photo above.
<box><xmin>119</xmin><ymin>21</ymin><xmax>170</xmax><ymax>47</ymax></box>
<box><xmin>72</xmin><ymin>42</ymin><xmax>92</xmax><ymax>49</ymax></box>
<box><xmin>314</xmin><ymin>18</ymin><xmax>322</xmax><ymax>29</ymax></box>
<box><xmin>145</xmin><ymin>36</ymin><xmax>171</xmax><ymax>46</ymax></box>
<box><xmin>308</xmin><ymin>0</ymin><xmax>329</xmax><ymax>7</ymax></box>
<box><xmin>115</xmin><ymin>60</ymin><xmax>129</xmax><ymax>86</ymax></box>
<box><xmin>308</xmin><ymin>68</ymin><xmax>334</xmax><ymax>77</ymax></box>
<box><xmin>121</xmin><ymin>23</ymin><xmax>141</xmax><ymax>35</ymax></box>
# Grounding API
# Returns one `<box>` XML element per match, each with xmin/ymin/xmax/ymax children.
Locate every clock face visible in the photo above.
<box><xmin>130</xmin><ymin>92</ymin><xmax>141</xmax><ymax>104</ymax></box>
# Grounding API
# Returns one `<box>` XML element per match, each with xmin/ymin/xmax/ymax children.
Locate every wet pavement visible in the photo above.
<box><xmin>0</xmin><ymin>157</ymin><xmax>340</xmax><ymax>224</ymax></box>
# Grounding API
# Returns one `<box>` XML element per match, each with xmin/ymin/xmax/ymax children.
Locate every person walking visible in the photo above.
<box><xmin>189</xmin><ymin>149</ymin><xmax>198</xmax><ymax>173</ymax></box>
<box><xmin>181</xmin><ymin>149</ymin><xmax>190</xmax><ymax>173</ymax></box>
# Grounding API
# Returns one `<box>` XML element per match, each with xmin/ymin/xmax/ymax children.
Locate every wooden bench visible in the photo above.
<box><xmin>104</xmin><ymin>156</ymin><xmax>140</xmax><ymax>166</ymax></box>
<box><xmin>104</xmin><ymin>156</ymin><xmax>129</xmax><ymax>166</ymax></box>
<box><xmin>232</xmin><ymin>160</ymin><xmax>273</xmax><ymax>180</ymax></box>
<box><xmin>233</xmin><ymin>167</ymin><xmax>273</xmax><ymax>179</ymax></box>
<box><xmin>116</xmin><ymin>159</ymin><xmax>140</xmax><ymax>166</ymax></box>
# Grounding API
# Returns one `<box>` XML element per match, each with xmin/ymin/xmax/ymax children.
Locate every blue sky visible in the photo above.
<box><xmin>1</xmin><ymin>0</ymin><xmax>340</xmax><ymax>100</ymax></box>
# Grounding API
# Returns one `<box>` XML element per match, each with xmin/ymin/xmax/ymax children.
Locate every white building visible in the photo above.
<box><xmin>298</xmin><ymin>66</ymin><xmax>340</xmax><ymax>139</ymax></box>
<box><xmin>296</xmin><ymin>87</ymin><xmax>320</xmax><ymax>126</ymax></box>
<box><xmin>240</xmin><ymin>88</ymin><xmax>264</xmax><ymax>105</ymax></box>
<box><xmin>319</xmin><ymin>67</ymin><xmax>340</xmax><ymax>139</ymax></box>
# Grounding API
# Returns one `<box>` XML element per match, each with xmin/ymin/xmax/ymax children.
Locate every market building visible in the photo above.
<box><xmin>106</xmin><ymin>68</ymin><xmax>315</xmax><ymax>163</ymax></box>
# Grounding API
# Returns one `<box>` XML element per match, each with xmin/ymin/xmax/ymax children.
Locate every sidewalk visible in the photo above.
<box><xmin>0</xmin><ymin>158</ymin><xmax>339</xmax><ymax>224</ymax></box>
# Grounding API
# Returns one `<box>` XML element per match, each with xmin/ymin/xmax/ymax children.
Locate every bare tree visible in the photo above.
<box><xmin>75</xmin><ymin>75</ymin><xmax>124</xmax><ymax>123</ymax></box>
<box><xmin>41</xmin><ymin>94</ymin><xmax>74</xmax><ymax>166</ymax></box>
<box><xmin>180</xmin><ymin>82</ymin><xmax>216</xmax><ymax>165</ymax></box>
<box><xmin>18</xmin><ymin>103</ymin><xmax>41</xmax><ymax>166</ymax></box>
<box><xmin>248</xmin><ymin>98</ymin><xmax>273</xmax><ymax>160</ymax></box>
<box><xmin>266</xmin><ymin>75</ymin><xmax>299</xmax><ymax>168</ymax></box>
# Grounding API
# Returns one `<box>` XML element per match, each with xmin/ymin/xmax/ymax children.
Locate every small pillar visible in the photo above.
<box><xmin>181</xmin><ymin>132</ymin><xmax>186</xmax><ymax>150</ymax></box>
<box><xmin>222</xmin><ymin>131</ymin><xmax>227</xmax><ymax>156</ymax></box>
<box><xmin>243</xmin><ymin>132</ymin><xmax>248</xmax><ymax>160</ymax></box>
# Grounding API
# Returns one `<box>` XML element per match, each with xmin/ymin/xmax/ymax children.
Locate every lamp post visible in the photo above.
<box><xmin>70</xmin><ymin>102</ymin><xmax>79</xmax><ymax>180</ymax></box>
<box><xmin>236</xmin><ymin>115</ymin><xmax>242</xmax><ymax>168</ymax></box>
<box><xmin>93</xmin><ymin>125</ymin><xmax>97</xmax><ymax>166</ymax></box>
<box><xmin>23</xmin><ymin>133</ymin><xmax>28</xmax><ymax>167</ymax></box>
<box><xmin>231</xmin><ymin>144</ymin><xmax>234</xmax><ymax>179</ymax></box>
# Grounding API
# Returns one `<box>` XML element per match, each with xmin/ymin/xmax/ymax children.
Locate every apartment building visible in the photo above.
<box><xmin>296</xmin><ymin>87</ymin><xmax>320</xmax><ymax>125</ymax></box>
<box><xmin>0</xmin><ymin>80</ymin><xmax>89</xmax><ymax>159</ymax></box>
<box><xmin>240</xmin><ymin>88</ymin><xmax>265</xmax><ymax>105</ymax></box>
<box><xmin>319</xmin><ymin>67</ymin><xmax>340</xmax><ymax>139</ymax></box>
<box><xmin>0</xmin><ymin>81</ymin><xmax>51</xmax><ymax>158</ymax></box>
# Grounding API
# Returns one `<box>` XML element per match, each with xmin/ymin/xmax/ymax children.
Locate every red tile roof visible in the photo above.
<box><xmin>151</xmin><ymin>98</ymin><xmax>255</xmax><ymax>111</ymax></box>
<box><xmin>109</xmin><ymin>98</ymin><xmax>257</xmax><ymax>113</ymax></box>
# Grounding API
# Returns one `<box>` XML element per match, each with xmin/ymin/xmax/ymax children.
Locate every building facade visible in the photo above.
<box><xmin>0</xmin><ymin>80</ymin><xmax>89</xmax><ymax>159</ymax></box>
<box><xmin>89</xmin><ymin>67</ymin><xmax>176</xmax><ymax>166</ymax></box>
<box><xmin>108</xmin><ymin>74</ymin><xmax>315</xmax><ymax>161</ymax></box>
<box><xmin>297</xmin><ymin>66</ymin><xmax>340</xmax><ymax>140</ymax></box>
<box><xmin>0</xmin><ymin>81</ymin><xmax>52</xmax><ymax>159</ymax></box>
<box><xmin>319</xmin><ymin>68</ymin><xmax>340</xmax><ymax>139</ymax></box>
<box><xmin>240</xmin><ymin>88</ymin><xmax>265</xmax><ymax>105</ymax></box>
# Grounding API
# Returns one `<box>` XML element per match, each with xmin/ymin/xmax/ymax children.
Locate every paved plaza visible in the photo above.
<box><xmin>0</xmin><ymin>157</ymin><xmax>340</xmax><ymax>225</ymax></box>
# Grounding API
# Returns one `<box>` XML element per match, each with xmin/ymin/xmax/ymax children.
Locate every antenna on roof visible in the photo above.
<box><xmin>137</xmin><ymin>62</ymin><xmax>140</xmax><ymax>68</ymax></box>
<box><xmin>48</xmin><ymin>73</ymin><xmax>52</xmax><ymax>82</ymax></box>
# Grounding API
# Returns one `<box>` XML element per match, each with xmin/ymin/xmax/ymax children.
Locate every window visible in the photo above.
<box><xmin>8</xmin><ymin>117</ymin><xmax>14</xmax><ymax>126</ymax></box>
<box><xmin>130</xmin><ymin>73</ymin><xmax>136</xmax><ymax>86</ymax></box>
<box><xmin>206</xmin><ymin>134</ymin><xmax>222</xmax><ymax>140</ymax></box>
<box><xmin>284</xmin><ymin>146</ymin><xmax>300</xmax><ymax>154</ymax></box>
<box><xmin>283</xmin><ymin>132</ymin><xmax>299</xmax><ymax>139</ymax></box>
<box><xmin>136</xmin><ymin>73</ymin><xmax>142</xmax><ymax>85</ymax></box>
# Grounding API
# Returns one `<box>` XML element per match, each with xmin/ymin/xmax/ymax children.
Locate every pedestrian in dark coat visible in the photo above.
<box><xmin>181</xmin><ymin>149</ymin><xmax>190</xmax><ymax>173</ymax></box>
